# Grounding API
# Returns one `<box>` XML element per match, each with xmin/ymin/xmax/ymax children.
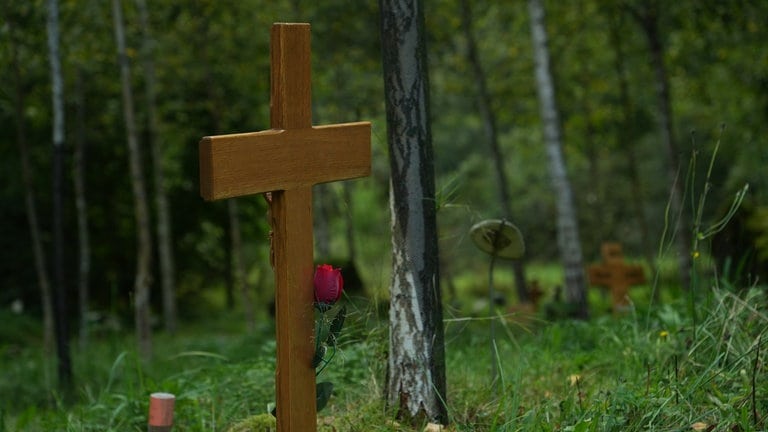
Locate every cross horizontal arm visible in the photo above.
<box><xmin>199</xmin><ymin>121</ymin><xmax>371</xmax><ymax>200</ymax></box>
<box><xmin>588</xmin><ymin>264</ymin><xmax>646</xmax><ymax>287</ymax></box>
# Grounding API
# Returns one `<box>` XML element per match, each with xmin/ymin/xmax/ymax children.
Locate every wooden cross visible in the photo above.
<box><xmin>587</xmin><ymin>242</ymin><xmax>646</xmax><ymax>313</ymax></box>
<box><xmin>198</xmin><ymin>23</ymin><xmax>371</xmax><ymax>431</ymax></box>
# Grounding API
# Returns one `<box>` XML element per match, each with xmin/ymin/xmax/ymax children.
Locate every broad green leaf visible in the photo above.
<box><xmin>316</xmin><ymin>381</ymin><xmax>334</xmax><ymax>412</ymax></box>
<box><xmin>316</xmin><ymin>316</ymin><xmax>330</xmax><ymax>347</ymax></box>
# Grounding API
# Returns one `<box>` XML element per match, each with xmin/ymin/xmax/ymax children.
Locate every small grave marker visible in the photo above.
<box><xmin>199</xmin><ymin>23</ymin><xmax>371</xmax><ymax>432</ymax></box>
<box><xmin>587</xmin><ymin>242</ymin><xmax>646</xmax><ymax>313</ymax></box>
<box><xmin>148</xmin><ymin>392</ymin><xmax>175</xmax><ymax>432</ymax></box>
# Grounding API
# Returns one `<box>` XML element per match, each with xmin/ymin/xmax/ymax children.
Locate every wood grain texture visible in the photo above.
<box><xmin>271</xmin><ymin>187</ymin><xmax>316</xmax><ymax>432</ymax></box>
<box><xmin>270</xmin><ymin>23</ymin><xmax>316</xmax><ymax>432</ymax></box>
<box><xmin>199</xmin><ymin>122</ymin><xmax>370</xmax><ymax>201</ymax></box>
<box><xmin>271</xmin><ymin>23</ymin><xmax>311</xmax><ymax>129</ymax></box>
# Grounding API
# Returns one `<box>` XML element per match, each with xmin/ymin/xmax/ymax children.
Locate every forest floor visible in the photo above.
<box><xmin>1</xmin><ymin>273</ymin><xmax>766</xmax><ymax>431</ymax></box>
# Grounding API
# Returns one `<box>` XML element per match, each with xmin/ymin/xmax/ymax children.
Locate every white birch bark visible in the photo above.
<box><xmin>379</xmin><ymin>0</ymin><xmax>447</xmax><ymax>424</ymax></box>
<box><xmin>528</xmin><ymin>0</ymin><xmax>589</xmax><ymax>318</ymax></box>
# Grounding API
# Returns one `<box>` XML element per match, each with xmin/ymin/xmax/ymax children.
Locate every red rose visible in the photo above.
<box><xmin>314</xmin><ymin>264</ymin><xmax>343</xmax><ymax>304</ymax></box>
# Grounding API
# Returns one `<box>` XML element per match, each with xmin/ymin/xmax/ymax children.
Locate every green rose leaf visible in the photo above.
<box><xmin>312</xmin><ymin>344</ymin><xmax>327</xmax><ymax>368</ymax></box>
<box><xmin>316</xmin><ymin>316</ymin><xmax>330</xmax><ymax>347</ymax></box>
<box><xmin>316</xmin><ymin>381</ymin><xmax>334</xmax><ymax>412</ymax></box>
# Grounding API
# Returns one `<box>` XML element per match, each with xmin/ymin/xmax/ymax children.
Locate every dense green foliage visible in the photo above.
<box><xmin>2</xmin><ymin>0</ymin><xmax>767</xmax><ymax>320</ymax></box>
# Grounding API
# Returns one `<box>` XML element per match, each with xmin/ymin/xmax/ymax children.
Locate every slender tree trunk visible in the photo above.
<box><xmin>528</xmin><ymin>0</ymin><xmax>589</xmax><ymax>318</ymax></box>
<box><xmin>228</xmin><ymin>199</ymin><xmax>255</xmax><ymax>331</ymax></box>
<box><xmin>9</xmin><ymin>17</ymin><xmax>55</xmax><ymax>358</ymax></box>
<box><xmin>632</xmin><ymin>1</ymin><xmax>691</xmax><ymax>290</ymax></box>
<box><xmin>379</xmin><ymin>0</ymin><xmax>447</xmax><ymax>424</ymax></box>
<box><xmin>609</xmin><ymin>11</ymin><xmax>658</xmax><ymax>283</ymax></box>
<box><xmin>46</xmin><ymin>0</ymin><xmax>73</xmax><ymax>388</ymax></box>
<box><xmin>460</xmin><ymin>0</ymin><xmax>529</xmax><ymax>303</ymax></box>
<box><xmin>135</xmin><ymin>0</ymin><xmax>177</xmax><ymax>333</ymax></box>
<box><xmin>112</xmin><ymin>0</ymin><xmax>153</xmax><ymax>359</ymax></box>
<box><xmin>74</xmin><ymin>70</ymin><xmax>91</xmax><ymax>348</ymax></box>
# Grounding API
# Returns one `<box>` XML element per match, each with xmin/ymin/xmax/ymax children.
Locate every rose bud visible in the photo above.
<box><xmin>314</xmin><ymin>264</ymin><xmax>344</xmax><ymax>305</ymax></box>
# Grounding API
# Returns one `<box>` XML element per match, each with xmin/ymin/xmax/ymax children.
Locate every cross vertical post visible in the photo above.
<box><xmin>270</xmin><ymin>23</ymin><xmax>316</xmax><ymax>432</ymax></box>
<box><xmin>198</xmin><ymin>23</ymin><xmax>371</xmax><ymax>432</ymax></box>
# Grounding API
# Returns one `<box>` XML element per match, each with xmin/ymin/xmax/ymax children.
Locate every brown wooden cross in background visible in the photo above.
<box><xmin>587</xmin><ymin>242</ymin><xmax>646</xmax><ymax>313</ymax></box>
<box><xmin>199</xmin><ymin>23</ymin><xmax>371</xmax><ymax>431</ymax></box>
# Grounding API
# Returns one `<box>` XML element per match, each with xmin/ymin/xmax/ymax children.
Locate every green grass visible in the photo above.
<box><xmin>1</xmin><ymin>284</ymin><xmax>766</xmax><ymax>431</ymax></box>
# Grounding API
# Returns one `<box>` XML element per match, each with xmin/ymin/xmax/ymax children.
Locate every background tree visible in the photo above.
<box><xmin>135</xmin><ymin>0</ymin><xmax>177</xmax><ymax>333</ymax></box>
<box><xmin>627</xmin><ymin>0</ymin><xmax>691</xmax><ymax>290</ymax></box>
<box><xmin>7</xmin><ymin>8</ymin><xmax>55</xmax><ymax>357</ymax></box>
<box><xmin>379</xmin><ymin>0</ymin><xmax>448</xmax><ymax>424</ymax></box>
<box><xmin>607</xmin><ymin>6</ymin><xmax>657</xmax><ymax>282</ymax></box>
<box><xmin>73</xmin><ymin>69</ymin><xmax>91</xmax><ymax>348</ymax></box>
<box><xmin>459</xmin><ymin>0</ymin><xmax>529</xmax><ymax>304</ymax></box>
<box><xmin>189</xmin><ymin>0</ymin><xmax>267</xmax><ymax>326</ymax></box>
<box><xmin>46</xmin><ymin>0</ymin><xmax>73</xmax><ymax>388</ymax></box>
<box><xmin>528</xmin><ymin>0</ymin><xmax>589</xmax><ymax>318</ymax></box>
<box><xmin>111</xmin><ymin>0</ymin><xmax>153</xmax><ymax>358</ymax></box>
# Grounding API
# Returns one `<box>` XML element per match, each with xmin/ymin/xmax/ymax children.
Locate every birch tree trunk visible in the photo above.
<box><xmin>379</xmin><ymin>0</ymin><xmax>448</xmax><ymax>424</ymax></box>
<box><xmin>9</xmin><ymin>17</ymin><xmax>55</xmax><ymax>358</ymax></box>
<box><xmin>135</xmin><ymin>0</ymin><xmax>177</xmax><ymax>333</ymax></box>
<box><xmin>460</xmin><ymin>0</ymin><xmax>529</xmax><ymax>303</ymax></box>
<box><xmin>112</xmin><ymin>0</ymin><xmax>153</xmax><ymax>359</ymax></box>
<box><xmin>528</xmin><ymin>0</ymin><xmax>589</xmax><ymax>318</ymax></box>
<box><xmin>47</xmin><ymin>0</ymin><xmax>73</xmax><ymax>387</ymax></box>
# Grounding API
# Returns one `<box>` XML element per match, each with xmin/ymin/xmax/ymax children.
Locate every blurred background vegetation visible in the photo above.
<box><xmin>2</xmin><ymin>0</ymin><xmax>767</xmax><ymax>330</ymax></box>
